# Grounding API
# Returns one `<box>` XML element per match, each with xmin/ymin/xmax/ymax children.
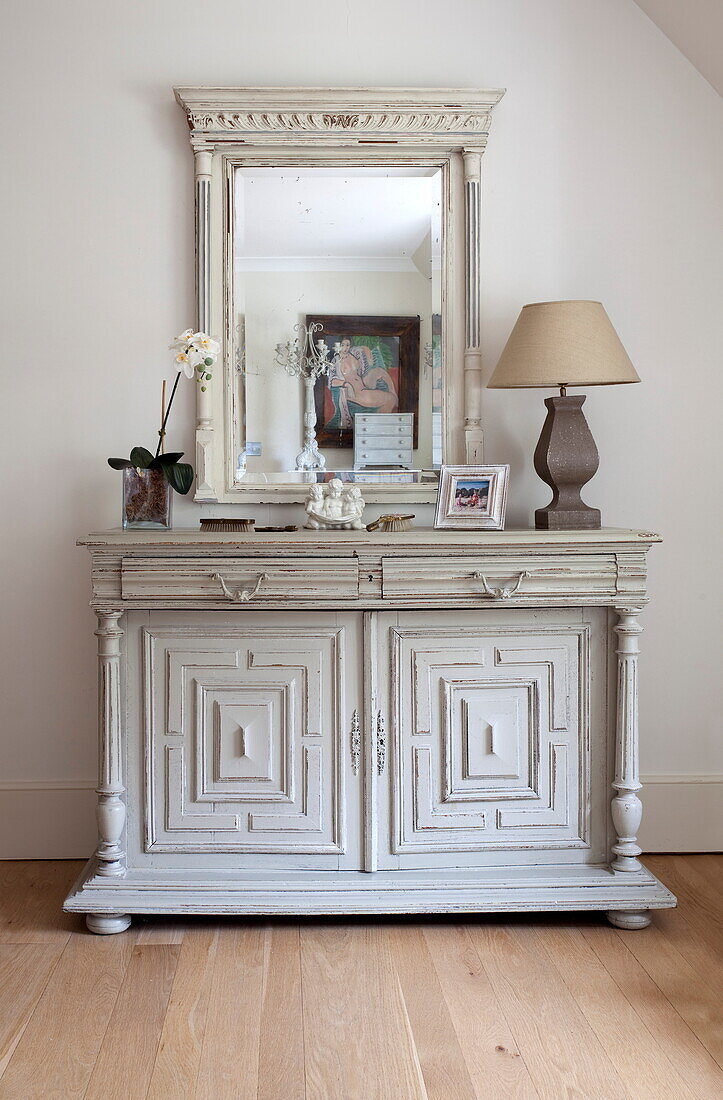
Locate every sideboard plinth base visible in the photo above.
<box><xmin>65</xmin><ymin>860</ymin><xmax>675</xmax><ymax>923</ymax></box>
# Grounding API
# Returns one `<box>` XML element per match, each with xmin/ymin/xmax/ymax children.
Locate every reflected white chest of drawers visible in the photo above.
<box><xmin>354</xmin><ymin>412</ymin><xmax>414</xmax><ymax>469</ymax></box>
<box><xmin>65</xmin><ymin>527</ymin><xmax>676</xmax><ymax>934</ymax></box>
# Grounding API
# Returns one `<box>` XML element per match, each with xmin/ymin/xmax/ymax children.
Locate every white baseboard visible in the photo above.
<box><xmin>1</xmin><ymin>776</ymin><xmax>721</xmax><ymax>859</ymax></box>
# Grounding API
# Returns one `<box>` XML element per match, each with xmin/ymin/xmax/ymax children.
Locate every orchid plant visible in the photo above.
<box><xmin>108</xmin><ymin>329</ymin><xmax>221</xmax><ymax>495</ymax></box>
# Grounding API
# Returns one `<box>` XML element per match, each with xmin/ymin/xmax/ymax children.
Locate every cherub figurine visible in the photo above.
<box><xmin>304</xmin><ymin>479</ymin><xmax>366</xmax><ymax>530</ymax></box>
<box><xmin>304</xmin><ymin>484</ymin><xmax>325</xmax><ymax>529</ymax></box>
<box><xmin>341</xmin><ymin>485</ymin><xmax>365</xmax><ymax>529</ymax></box>
<box><xmin>324</xmin><ymin>478</ymin><xmax>345</xmax><ymax>521</ymax></box>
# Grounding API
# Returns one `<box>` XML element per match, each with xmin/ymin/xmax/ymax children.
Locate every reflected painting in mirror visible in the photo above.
<box><xmin>308</xmin><ymin>314</ymin><xmax>419</xmax><ymax>449</ymax></box>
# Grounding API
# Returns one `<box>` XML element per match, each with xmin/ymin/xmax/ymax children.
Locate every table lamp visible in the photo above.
<box><xmin>488</xmin><ymin>301</ymin><xmax>640</xmax><ymax>529</ymax></box>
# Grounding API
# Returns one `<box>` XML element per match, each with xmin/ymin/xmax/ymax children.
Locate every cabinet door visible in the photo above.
<box><xmin>129</xmin><ymin>611</ymin><xmax>363</xmax><ymax>869</ymax></box>
<box><xmin>373</xmin><ymin>609</ymin><xmax>608</xmax><ymax>869</ymax></box>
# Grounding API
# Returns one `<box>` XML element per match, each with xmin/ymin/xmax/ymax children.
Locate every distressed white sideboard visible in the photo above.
<box><xmin>65</xmin><ymin>527</ymin><xmax>675</xmax><ymax>933</ymax></box>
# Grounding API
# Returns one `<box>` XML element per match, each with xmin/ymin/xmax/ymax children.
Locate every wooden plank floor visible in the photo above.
<box><xmin>0</xmin><ymin>857</ymin><xmax>721</xmax><ymax>1099</ymax></box>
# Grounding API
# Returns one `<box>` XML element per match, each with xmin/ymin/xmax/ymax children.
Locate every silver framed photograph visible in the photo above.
<box><xmin>434</xmin><ymin>464</ymin><xmax>510</xmax><ymax>529</ymax></box>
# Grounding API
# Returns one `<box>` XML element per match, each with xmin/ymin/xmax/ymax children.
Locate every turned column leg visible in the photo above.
<box><xmin>610</xmin><ymin>607</ymin><xmax>644</xmax><ymax>873</ymax></box>
<box><xmin>95</xmin><ymin>611</ymin><xmax>126</xmax><ymax>877</ymax></box>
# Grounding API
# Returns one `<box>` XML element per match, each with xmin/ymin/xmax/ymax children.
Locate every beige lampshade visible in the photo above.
<box><xmin>488</xmin><ymin>301</ymin><xmax>640</xmax><ymax>388</ymax></box>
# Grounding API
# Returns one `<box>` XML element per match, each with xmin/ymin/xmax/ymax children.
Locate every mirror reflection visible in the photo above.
<box><xmin>232</xmin><ymin>165</ymin><xmax>443</xmax><ymax>486</ymax></box>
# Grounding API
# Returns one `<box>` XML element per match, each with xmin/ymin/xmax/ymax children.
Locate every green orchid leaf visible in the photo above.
<box><xmin>129</xmin><ymin>446</ymin><xmax>154</xmax><ymax>469</ymax></box>
<box><xmin>149</xmin><ymin>452</ymin><xmax>184</xmax><ymax>469</ymax></box>
<box><xmin>107</xmin><ymin>457</ymin><xmax>133</xmax><ymax>470</ymax></box>
<box><xmin>164</xmin><ymin>461</ymin><xmax>194</xmax><ymax>495</ymax></box>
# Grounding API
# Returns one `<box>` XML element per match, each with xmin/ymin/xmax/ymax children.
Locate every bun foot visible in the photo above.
<box><xmin>86</xmin><ymin>912</ymin><xmax>132</xmax><ymax>935</ymax></box>
<box><xmin>607</xmin><ymin>908</ymin><xmax>651</xmax><ymax>930</ymax></box>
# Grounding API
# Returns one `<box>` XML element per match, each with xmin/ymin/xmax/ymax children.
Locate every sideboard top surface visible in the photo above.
<box><xmin>79</xmin><ymin>527</ymin><xmax>661</xmax><ymax>552</ymax></box>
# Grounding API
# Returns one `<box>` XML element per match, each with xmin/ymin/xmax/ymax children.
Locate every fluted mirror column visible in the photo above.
<box><xmin>463</xmin><ymin>148</ymin><xmax>484</xmax><ymax>463</ymax></box>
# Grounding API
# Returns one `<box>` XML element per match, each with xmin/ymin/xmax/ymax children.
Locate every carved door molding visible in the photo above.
<box><xmin>128</xmin><ymin>606</ymin><xmax>607</xmax><ymax>874</ymax></box>
<box><xmin>134</xmin><ymin>611</ymin><xmax>363</xmax><ymax>869</ymax></box>
<box><xmin>373</xmin><ymin>608</ymin><xmax>609</xmax><ymax>869</ymax></box>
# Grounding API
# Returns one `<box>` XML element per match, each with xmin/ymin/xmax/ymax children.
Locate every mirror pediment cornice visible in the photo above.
<box><xmin>174</xmin><ymin>86</ymin><xmax>505</xmax><ymax>147</ymax></box>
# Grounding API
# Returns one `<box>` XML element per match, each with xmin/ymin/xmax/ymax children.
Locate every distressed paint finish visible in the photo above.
<box><xmin>462</xmin><ymin>148</ymin><xmax>484</xmax><ymax>463</ymax></box>
<box><xmin>82</xmin><ymin>527</ymin><xmax>661</xmax><ymax>610</ymax></box>
<box><xmin>610</xmin><ymin>608</ymin><xmax>645</xmax><ymax>873</ymax></box>
<box><xmin>193</xmin><ymin>145</ymin><xmax>215</xmax><ymax>502</ymax></box>
<box><xmin>68</xmin><ymin>527</ymin><xmax>676</xmax><ymax>932</ymax></box>
<box><xmin>174</xmin><ymin>87</ymin><xmax>505</xmax><ymax>146</ymax></box>
<box><xmin>172</xmin><ymin>87</ymin><xmax>505</xmax><ymax>503</ymax></box>
<box><xmin>94</xmin><ymin>611</ymin><xmax>125</xmax><ymax>878</ymax></box>
<box><xmin>140</xmin><ymin>618</ymin><xmax>360</xmax><ymax>864</ymax></box>
<box><xmin>372</xmin><ymin>611</ymin><xmax>598</xmax><ymax>869</ymax></box>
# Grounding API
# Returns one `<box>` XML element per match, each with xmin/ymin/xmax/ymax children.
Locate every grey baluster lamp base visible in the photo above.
<box><xmin>533</xmin><ymin>394</ymin><xmax>601</xmax><ymax>530</ymax></box>
<box><xmin>487</xmin><ymin>302</ymin><xmax>640</xmax><ymax>529</ymax></box>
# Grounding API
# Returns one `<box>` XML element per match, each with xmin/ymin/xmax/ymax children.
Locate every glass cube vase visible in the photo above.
<box><xmin>122</xmin><ymin>466</ymin><xmax>172</xmax><ymax>529</ymax></box>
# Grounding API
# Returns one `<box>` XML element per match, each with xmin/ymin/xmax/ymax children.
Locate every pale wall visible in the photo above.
<box><xmin>1</xmin><ymin>0</ymin><xmax>721</xmax><ymax>856</ymax></box>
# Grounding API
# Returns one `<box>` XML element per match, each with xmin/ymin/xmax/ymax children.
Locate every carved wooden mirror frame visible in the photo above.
<box><xmin>174</xmin><ymin>87</ymin><xmax>505</xmax><ymax>504</ymax></box>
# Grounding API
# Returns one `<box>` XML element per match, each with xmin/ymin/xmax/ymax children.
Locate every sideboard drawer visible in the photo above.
<box><xmin>121</xmin><ymin>557</ymin><xmax>359</xmax><ymax>604</ymax></box>
<box><xmin>381</xmin><ymin>554</ymin><xmax>618</xmax><ymax>601</ymax></box>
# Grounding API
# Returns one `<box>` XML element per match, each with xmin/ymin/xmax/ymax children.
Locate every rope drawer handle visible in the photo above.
<box><xmin>471</xmin><ymin>570</ymin><xmax>530</xmax><ymax>599</ymax></box>
<box><xmin>212</xmin><ymin>572</ymin><xmax>269</xmax><ymax>602</ymax></box>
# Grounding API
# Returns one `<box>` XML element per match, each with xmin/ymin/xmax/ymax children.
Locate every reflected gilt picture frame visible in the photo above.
<box><xmin>308</xmin><ymin>314</ymin><xmax>420</xmax><ymax>449</ymax></box>
<box><xmin>434</xmin><ymin>464</ymin><xmax>510</xmax><ymax>529</ymax></box>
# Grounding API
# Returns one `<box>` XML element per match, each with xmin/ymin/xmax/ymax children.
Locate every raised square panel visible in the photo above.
<box><xmin>215</xmin><ymin>700</ymin><xmax>273</xmax><ymax>782</ymax></box>
<box><xmin>442</xmin><ymin>680</ymin><xmax>538</xmax><ymax>802</ymax></box>
<box><xmin>463</xmin><ymin>694</ymin><xmax>520</xmax><ymax>778</ymax></box>
<box><xmin>197</xmin><ymin>683</ymin><xmax>293</xmax><ymax>803</ymax></box>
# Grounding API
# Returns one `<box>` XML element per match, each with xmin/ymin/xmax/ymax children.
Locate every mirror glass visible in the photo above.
<box><xmin>232</xmin><ymin>165</ymin><xmax>443</xmax><ymax>487</ymax></box>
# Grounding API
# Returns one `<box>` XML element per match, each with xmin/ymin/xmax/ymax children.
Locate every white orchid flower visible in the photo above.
<box><xmin>169</xmin><ymin>326</ymin><xmax>219</xmax><ymax>391</ymax></box>
<box><xmin>168</xmin><ymin>329</ymin><xmax>195</xmax><ymax>352</ymax></box>
<box><xmin>173</xmin><ymin>351</ymin><xmax>195</xmax><ymax>379</ymax></box>
<box><xmin>187</xmin><ymin>347</ymin><xmax>208</xmax><ymax>369</ymax></box>
<box><xmin>191</xmin><ymin>332</ymin><xmax>221</xmax><ymax>360</ymax></box>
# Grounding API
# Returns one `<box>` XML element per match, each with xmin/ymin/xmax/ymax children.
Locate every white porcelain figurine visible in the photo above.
<box><xmin>304</xmin><ymin>478</ymin><xmax>366</xmax><ymax>530</ymax></box>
